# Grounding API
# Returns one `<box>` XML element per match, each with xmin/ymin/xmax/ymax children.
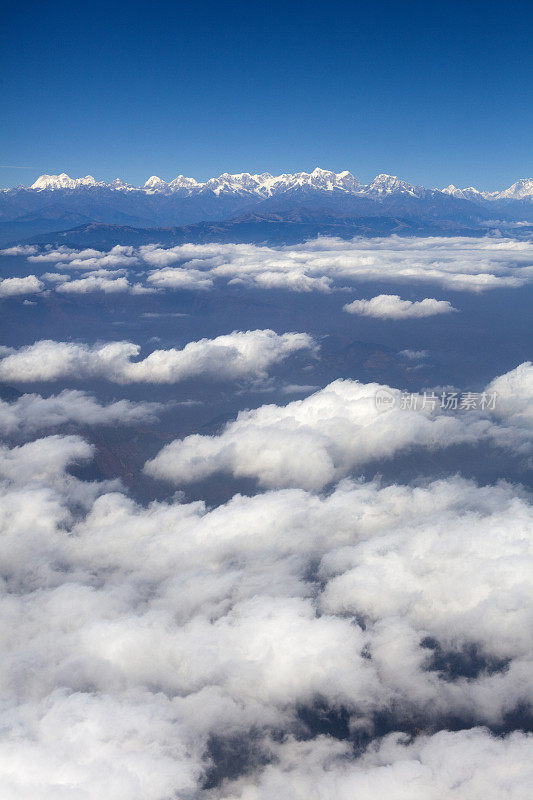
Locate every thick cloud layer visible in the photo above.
<box><xmin>145</xmin><ymin>363</ymin><xmax>533</xmax><ymax>490</ymax></box>
<box><xmin>0</xmin><ymin>434</ymin><xmax>531</xmax><ymax>798</ymax></box>
<box><xmin>0</xmin><ymin>331</ymin><xmax>314</xmax><ymax>384</ymax></box>
<box><xmin>217</xmin><ymin>729</ymin><xmax>533</xmax><ymax>800</ymax></box>
<box><xmin>140</xmin><ymin>236</ymin><xmax>533</xmax><ymax>292</ymax></box>
<box><xmin>14</xmin><ymin>236</ymin><xmax>533</xmax><ymax>294</ymax></box>
<box><xmin>343</xmin><ymin>294</ymin><xmax>457</xmax><ymax>318</ymax></box>
<box><xmin>2</xmin><ymin>234</ymin><xmax>532</xmax><ymax>796</ymax></box>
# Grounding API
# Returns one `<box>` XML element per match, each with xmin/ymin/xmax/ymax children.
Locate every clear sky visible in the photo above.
<box><xmin>1</xmin><ymin>0</ymin><xmax>532</xmax><ymax>190</ymax></box>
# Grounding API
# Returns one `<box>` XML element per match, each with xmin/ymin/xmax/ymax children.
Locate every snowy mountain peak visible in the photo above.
<box><xmin>31</xmin><ymin>173</ymin><xmax>97</xmax><ymax>190</ymax></box>
<box><xmin>108</xmin><ymin>178</ymin><xmax>133</xmax><ymax>190</ymax></box>
<box><xmin>442</xmin><ymin>184</ymin><xmax>460</xmax><ymax>195</ymax></box>
<box><xmin>496</xmin><ymin>178</ymin><xmax>533</xmax><ymax>200</ymax></box>
<box><xmin>167</xmin><ymin>175</ymin><xmax>202</xmax><ymax>191</ymax></box>
<box><xmin>368</xmin><ymin>174</ymin><xmax>419</xmax><ymax>195</ymax></box>
<box><xmin>442</xmin><ymin>184</ymin><xmax>484</xmax><ymax>200</ymax></box>
<box><xmin>306</xmin><ymin>168</ymin><xmax>360</xmax><ymax>191</ymax></box>
<box><xmin>205</xmin><ymin>172</ymin><xmax>267</xmax><ymax>194</ymax></box>
<box><xmin>144</xmin><ymin>176</ymin><xmax>169</xmax><ymax>191</ymax></box>
<box><xmin>259</xmin><ymin>169</ymin><xmax>360</xmax><ymax>194</ymax></box>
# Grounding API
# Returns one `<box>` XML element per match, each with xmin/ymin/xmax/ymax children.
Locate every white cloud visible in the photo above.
<box><xmin>145</xmin><ymin>364</ymin><xmax>533</xmax><ymax>491</ymax></box>
<box><xmin>0</xmin><ymin>245</ymin><xmax>38</xmax><ymax>256</ymax></box>
<box><xmin>280</xmin><ymin>383</ymin><xmax>319</xmax><ymax>395</ymax></box>
<box><xmin>217</xmin><ymin>729</ymin><xmax>533</xmax><ymax>800</ymax></box>
<box><xmin>2</xmin><ymin>233</ymin><xmax>533</xmax><ymax>795</ymax></box>
<box><xmin>16</xmin><ymin>236</ymin><xmax>533</xmax><ymax>295</ymax></box>
<box><xmin>40</xmin><ymin>268</ymin><xmax>151</xmax><ymax>294</ymax></box>
<box><xmin>0</xmin><ymin>390</ymin><xmax>162</xmax><ymax>435</ymax></box>
<box><xmin>486</xmin><ymin>361</ymin><xmax>533</xmax><ymax>425</ymax></box>
<box><xmin>0</xmin><ymin>691</ymin><xmax>205</xmax><ymax>800</ymax></box>
<box><xmin>137</xmin><ymin>236</ymin><xmax>533</xmax><ymax>293</ymax></box>
<box><xmin>400</xmin><ymin>349</ymin><xmax>429</xmax><ymax>360</ymax></box>
<box><xmin>146</xmin><ymin>267</ymin><xmax>214</xmax><ymax>291</ymax></box>
<box><xmin>0</xmin><ymin>434</ymin><xmax>94</xmax><ymax>485</ymax></box>
<box><xmin>343</xmin><ymin>294</ymin><xmax>457</xmax><ymax>319</ymax></box>
<box><xmin>0</xmin><ymin>330</ymin><xmax>315</xmax><ymax>384</ymax></box>
<box><xmin>55</xmin><ymin>275</ymin><xmax>133</xmax><ymax>294</ymax></box>
<box><xmin>28</xmin><ymin>245</ymin><xmax>138</xmax><ymax>271</ymax></box>
<box><xmin>228</xmin><ymin>269</ymin><xmax>333</xmax><ymax>292</ymax></box>
<box><xmin>0</xmin><ymin>435</ymin><xmax>531</xmax><ymax>797</ymax></box>
<box><xmin>28</xmin><ymin>247</ymin><xmax>104</xmax><ymax>262</ymax></box>
<box><xmin>0</xmin><ymin>275</ymin><xmax>43</xmax><ymax>297</ymax></box>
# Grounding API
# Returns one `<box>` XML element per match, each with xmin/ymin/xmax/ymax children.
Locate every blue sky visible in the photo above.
<box><xmin>1</xmin><ymin>0</ymin><xmax>532</xmax><ymax>189</ymax></box>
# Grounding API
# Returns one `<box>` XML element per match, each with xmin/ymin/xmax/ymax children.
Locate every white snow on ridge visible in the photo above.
<box><xmin>143</xmin><ymin>176</ymin><xmax>169</xmax><ymax>192</ymax></box>
<box><xmin>496</xmin><ymin>178</ymin><xmax>533</xmax><ymax>200</ymax></box>
<box><xmin>443</xmin><ymin>179</ymin><xmax>533</xmax><ymax>202</ymax></box>
<box><xmin>23</xmin><ymin>169</ymin><xmax>533</xmax><ymax>200</ymax></box>
<box><xmin>184</xmin><ymin>168</ymin><xmax>362</xmax><ymax>197</ymax></box>
<box><xmin>443</xmin><ymin>185</ymin><xmax>498</xmax><ymax>201</ymax></box>
<box><xmin>28</xmin><ymin>167</ymin><xmax>365</xmax><ymax>196</ymax></box>
<box><xmin>30</xmin><ymin>173</ymin><xmax>100</xmax><ymax>190</ymax></box>
<box><xmin>366</xmin><ymin>174</ymin><xmax>422</xmax><ymax>196</ymax></box>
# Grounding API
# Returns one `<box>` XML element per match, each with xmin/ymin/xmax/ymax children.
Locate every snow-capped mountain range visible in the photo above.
<box><xmin>442</xmin><ymin>179</ymin><xmax>533</xmax><ymax>202</ymax></box>
<box><xmin>2</xmin><ymin>167</ymin><xmax>532</xmax><ymax>247</ymax></box>
<box><xmin>24</xmin><ymin>168</ymin><xmax>533</xmax><ymax>200</ymax></box>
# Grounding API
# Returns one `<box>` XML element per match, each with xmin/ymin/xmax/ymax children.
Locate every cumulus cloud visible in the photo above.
<box><xmin>0</xmin><ymin>330</ymin><xmax>315</xmax><ymax>384</ymax></box>
<box><xmin>39</xmin><ymin>268</ymin><xmax>152</xmax><ymax>295</ymax></box>
<box><xmin>0</xmin><ymin>275</ymin><xmax>43</xmax><ymax>297</ymax></box>
<box><xmin>0</xmin><ymin>433</ymin><xmax>94</xmax><ymax>485</ymax></box>
<box><xmin>145</xmin><ymin>364</ymin><xmax>533</xmax><ymax>490</ymax></box>
<box><xmin>146</xmin><ymin>267</ymin><xmax>214</xmax><ymax>291</ymax></box>
<box><xmin>0</xmin><ymin>433</ymin><xmax>531</xmax><ymax>797</ymax></box>
<box><xmin>17</xmin><ymin>236</ymin><xmax>533</xmax><ymax>294</ymax></box>
<box><xmin>137</xmin><ymin>237</ymin><xmax>533</xmax><ymax>293</ymax></box>
<box><xmin>480</xmin><ymin>362</ymin><xmax>533</xmax><ymax>453</ymax></box>
<box><xmin>228</xmin><ymin>269</ymin><xmax>332</xmax><ymax>292</ymax></box>
<box><xmin>343</xmin><ymin>294</ymin><xmax>457</xmax><ymax>319</ymax></box>
<box><xmin>486</xmin><ymin>361</ymin><xmax>533</xmax><ymax>424</ymax></box>
<box><xmin>217</xmin><ymin>729</ymin><xmax>533</xmax><ymax>800</ymax></box>
<box><xmin>0</xmin><ymin>434</ymin><xmax>120</xmax><ymax>509</ymax></box>
<box><xmin>55</xmin><ymin>275</ymin><xmax>137</xmax><ymax>294</ymax></box>
<box><xmin>28</xmin><ymin>245</ymin><xmax>138</xmax><ymax>271</ymax></box>
<box><xmin>2</xmin><ymin>234</ymin><xmax>533</xmax><ymax>796</ymax></box>
<box><xmin>0</xmin><ymin>244</ymin><xmax>38</xmax><ymax>256</ymax></box>
<box><xmin>0</xmin><ymin>390</ymin><xmax>162</xmax><ymax>435</ymax></box>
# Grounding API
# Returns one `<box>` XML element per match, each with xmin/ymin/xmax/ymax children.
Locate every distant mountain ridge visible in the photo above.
<box><xmin>25</xmin><ymin>212</ymin><xmax>493</xmax><ymax>250</ymax></box>
<box><xmin>14</xmin><ymin>168</ymin><xmax>533</xmax><ymax>201</ymax></box>
<box><xmin>1</xmin><ymin>168</ymin><xmax>532</xmax><ymax>246</ymax></box>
